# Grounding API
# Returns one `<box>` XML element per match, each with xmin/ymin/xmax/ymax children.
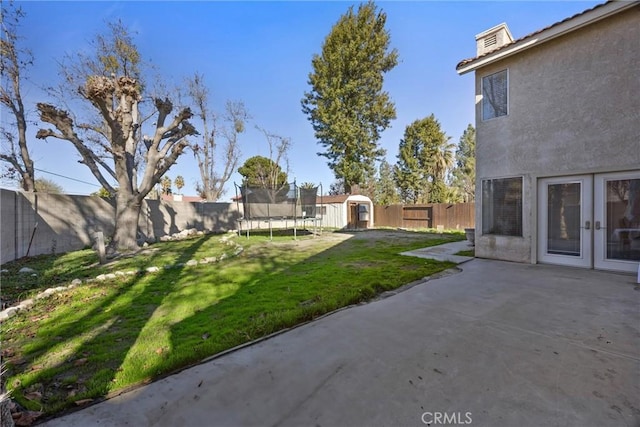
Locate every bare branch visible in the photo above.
<box><xmin>0</xmin><ymin>2</ymin><xmax>35</xmax><ymax>191</ymax></box>
<box><xmin>36</xmin><ymin>103</ymin><xmax>116</xmax><ymax>193</ymax></box>
<box><xmin>255</xmin><ymin>125</ymin><xmax>291</xmax><ymax>189</ymax></box>
<box><xmin>187</xmin><ymin>73</ymin><xmax>249</xmax><ymax>200</ymax></box>
<box><xmin>0</xmin><ymin>153</ymin><xmax>25</xmax><ymax>175</ymax></box>
<box><xmin>156</xmin><ymin>108</ymin><xmax>195</xmax><ymax>157</ymax></box>
<box><xmin>77</xmin><ymin>122</ymin><xmax>111</xmax><ymax>143</ymax></box>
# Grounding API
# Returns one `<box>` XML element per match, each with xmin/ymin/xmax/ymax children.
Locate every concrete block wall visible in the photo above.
<box><xmin>1</xmin><ymin>189</ymin><xmax>17</xmax><ymax>263</ymax></box>
<box><xmin>142</xmin><ymin>200</ymin><xmax>240</xmax><ymax>240</ymax></box>
<box><xmin>37</xmin><ymin>192</ymin><xmax>116</xmax><ymax>255</ymax></box>
<box><xmin>0</xmin><ymin>189</ymin><xmax>241</xmax><ymax>264</ymax></box>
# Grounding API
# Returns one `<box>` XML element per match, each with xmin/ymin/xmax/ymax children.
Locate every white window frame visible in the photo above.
<box><xmin>481</xmin><ymin>69</ymin><xmax>509</xmax><ymax>121</ymax></box>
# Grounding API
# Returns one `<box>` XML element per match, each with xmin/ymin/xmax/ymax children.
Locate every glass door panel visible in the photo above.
<box><xmin>606</xmin><ymin>179</ymin><xmax>640</xmax><ymax>260</ymax></box>
<box><xmin>538</xmin><ymin>176</ymin><xmax>592</xmax><ymax>268</ymax></box>
<box><xmin>595</xmin><ymin>172</ymin><xmax>640</xmax><ymax>272</ymax></box>
<box><xmin>547</xmin><ymin>183</ymin><xmax>581</xmax><ymax>256</ymax></box>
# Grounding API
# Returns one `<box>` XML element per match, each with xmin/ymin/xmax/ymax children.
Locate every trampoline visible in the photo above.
<box><xmin>235</xmin><ymin>182</ymin><xmax>323</xmax><ymax>239</ymax></box>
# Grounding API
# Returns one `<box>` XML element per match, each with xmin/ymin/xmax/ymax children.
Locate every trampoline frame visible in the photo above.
<box><xmin>234</xmin><ymin>182</ymin><xmax>324</xmax><ymax>240</ymax></box>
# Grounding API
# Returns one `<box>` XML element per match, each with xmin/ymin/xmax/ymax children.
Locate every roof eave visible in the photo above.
<box><xmin>456</xmin><ymin>1</ymin><xmax>638</xmax><ymax>75</ymax></box>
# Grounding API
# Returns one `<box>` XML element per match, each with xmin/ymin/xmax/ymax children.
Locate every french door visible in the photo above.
<box><xmin>594</xmin><ymin>172</ymin><xmax>640</xmax><ymax>272</ymax></box>
<box><xmin>538</xmin><ymin>171</ymin><xmax>640</xmax><ymax>272</ymax></box>
<box><xmin>538</xmin><ymin>175</ymin><xmax>592</xmax><ymax>268</ymax></box>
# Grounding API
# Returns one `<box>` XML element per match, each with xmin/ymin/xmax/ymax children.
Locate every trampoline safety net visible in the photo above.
<box><xmin>235</xmin><ymin>182</ymin><xmax>323</xmax><ymax>239</ymax></box>
<box><xmin>237</xmin><ymin>182</ymin><xmax>319</xmax><ymax>220</ymax></box>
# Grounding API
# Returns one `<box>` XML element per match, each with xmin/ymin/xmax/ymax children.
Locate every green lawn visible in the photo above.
<box><xmin>1</xmin><ymin>229</ymin><xmax>463</xmax><ymax>417</ymax></box>
<box><xmin>454</xmin><ymin>249</ymin><xmax>475</xmax><ymax>257</ymax></box>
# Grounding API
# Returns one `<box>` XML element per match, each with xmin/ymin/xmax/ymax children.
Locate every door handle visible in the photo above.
<box><xmin>595</xmin><ymin>221</ymin><xmax>601</xmax><ymax>230</ymax></box>
<box><xmin>584</xmin><ymin>220</ymin><xmax>591</xmax><ymax>230</ymax></box>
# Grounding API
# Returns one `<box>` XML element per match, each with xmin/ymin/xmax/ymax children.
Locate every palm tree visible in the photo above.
<box><xmin>174</xmin><ymin>175</ymin><xmax>185</xmax><ymax>195</ymax></box>
<box><xmin>426</xmin><ymin>139</ymin><xmax>455</xmax><ymax>203</ymax></box>
<box><xmin>161</xmin><ymin>176</ymin><xmax>172</xmax><ymax>195</ymax></box>
<box><xmin>431</xmin><ymin>140</ymin><xmax>455</xmax><ymax>182</ymax></box>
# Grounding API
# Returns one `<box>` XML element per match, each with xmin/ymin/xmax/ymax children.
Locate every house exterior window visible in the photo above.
<box><xmin>482</xmin><ymin>70</ymin><xmax>508</xmax><ymax>120</ymax></box>
<box><xmin>482</xmin><ymin>177</ymin><xmax>522</xmax><ymax>236</ymax></box>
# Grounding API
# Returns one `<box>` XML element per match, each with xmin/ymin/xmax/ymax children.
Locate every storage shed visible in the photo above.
<box><xmin>318</xmin><ymin>194</ymin><xmax>374</xmax><ymax>230</ymax></box>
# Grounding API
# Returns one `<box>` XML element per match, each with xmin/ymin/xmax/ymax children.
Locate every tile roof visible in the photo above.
<box><xmin>161</xmin><ymin>194</ymin><xmax>205</xmax><ymax>202</ymax></box>
<box><xmin>456</xmin><ymin>1</ymin><xmax>610</xmax><ymax>70</ymax></box>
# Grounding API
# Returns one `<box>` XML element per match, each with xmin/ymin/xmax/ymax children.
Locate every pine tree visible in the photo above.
<box><xmin>394</xmin><ymin>115</ymin><xmax>453</xmax><ymax>203</ymax></box>
<box><xmin>302</xmin><ymin>1</ymin><xmax>398</xmax><ymax>193</ymax></box>
<box><xmin>452</xmin><ymin>124</ymin><xmax>476</xmax><ymax>202</ymax></box>
<box><xmin>375</xmin><ymin>159</ymin><xmax>399</xmax><ymax>205</ymax></box>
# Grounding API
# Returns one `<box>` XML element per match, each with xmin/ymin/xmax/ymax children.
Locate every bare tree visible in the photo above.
<box><xmin>36</xmin><ymin>22</ymin><xmax>197</xmax><ymax>252</ymax></box>
<box><xmin>255</xmin><ymin>125</ymin><xmax>291</xmax><ymax>190</ymax></box>
<box><xmin>237</xmin><ymin>127</ymin><xmax>291</xmax><ymax>203</ymax></box>
<box><xmin>188</xmin><ymin>73</ymin><xmax>249</xmax><ymax>201</ymax></box>
<box><xmin>0</xmin><ymin>2</ymin><xmax>36</xmax><ymax>191</ymax></box>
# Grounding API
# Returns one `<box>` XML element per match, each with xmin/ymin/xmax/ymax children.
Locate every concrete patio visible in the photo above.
<box><xmin>42</xmin><ymin>259</ymin><xmax>640</xmax><ymax>427</ymax></box>
<box><xmin>401</xmin><ymin>239</ymin><xmax>474</xmax><ymax>263</ymax></box>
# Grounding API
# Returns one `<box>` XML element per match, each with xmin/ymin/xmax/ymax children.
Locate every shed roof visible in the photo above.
<box><xmin>316</xmin><ymin>194</ymin><xmax>372</xmax><ymax>204</ymax></box>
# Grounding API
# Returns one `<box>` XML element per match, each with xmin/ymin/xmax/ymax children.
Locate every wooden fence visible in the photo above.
<box><xmin>374</xmin><ymin>203</ymin><xmax>474</xmax><ymax>230</ymax></box>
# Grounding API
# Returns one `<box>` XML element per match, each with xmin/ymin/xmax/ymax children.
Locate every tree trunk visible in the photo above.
<box><xmin>110</xmin><ymin>192</ymin><xmax>142</xmax><ymax>252</ymax></box>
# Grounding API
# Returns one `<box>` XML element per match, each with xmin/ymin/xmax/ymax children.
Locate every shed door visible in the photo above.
<box><xmin>348</xmin><ymin>203</ymin><xmax>358</xmax><ymax>229</ymax></box>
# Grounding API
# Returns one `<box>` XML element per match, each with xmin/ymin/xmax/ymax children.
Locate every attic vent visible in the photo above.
<box><xmin>484</xmin><ymin>34</ymin><xmax>497</xmax><ymax>49</ymax></box>
<box><xmin>475</xmin><ymin>23</ymin><xmax>514</xmax><ymax>56</ymax></box>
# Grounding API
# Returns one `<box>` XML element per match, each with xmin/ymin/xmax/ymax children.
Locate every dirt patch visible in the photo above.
<box><xmin>342</xmin><ymin>261</ymin><xmax>379</xmax><ymax>268</ymax></box>
<box><xmin>340</xmin><ymin>229</ymin><xmax>448</xmax><ymax>243</ymax></box>
<box><xmin>245</xmin><ymin>229</ymin><xmax>453</xmax><ymax>254</ymax></box>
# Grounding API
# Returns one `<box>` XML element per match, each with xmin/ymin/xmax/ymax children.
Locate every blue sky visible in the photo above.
<box><xmin>6</xmin><ymin>0</ymin><xmax>600</xmax><ymax>198</ymax></box>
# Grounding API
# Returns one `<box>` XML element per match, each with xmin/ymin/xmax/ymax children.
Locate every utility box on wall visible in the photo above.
<box><xmin>358</xmin><ymin>204</ymin><xmax>370</xmax><ymax>222</ymax></box>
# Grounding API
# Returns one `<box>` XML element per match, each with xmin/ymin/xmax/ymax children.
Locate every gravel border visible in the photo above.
<box><xmin>0</xmin><ymin>234</ymin><xmax>243</xmax><ymax>323</ymax></box>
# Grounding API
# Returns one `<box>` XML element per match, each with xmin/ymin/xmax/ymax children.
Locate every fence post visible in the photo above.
<box><xmin>94</xmin><ymin>231</ymin><xmax>106</xmax><ymax>264</ymax></box>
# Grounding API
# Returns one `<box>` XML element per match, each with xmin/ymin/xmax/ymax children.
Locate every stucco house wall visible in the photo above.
<box><xmin>470</xmin><ymin>4</ymin><xmax>640</xmax><ymax>263</ymax></box>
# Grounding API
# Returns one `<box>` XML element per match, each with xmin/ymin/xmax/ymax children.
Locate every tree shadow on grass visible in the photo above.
<box><xmin>5</xmin><ymin>230</ymin><xmax>457</xmax><ymax>421</ymax></box>
<box><xmin>165</xmin><ymin>230</ymin><xmax>459</xmax><ymax>376</ymax></box>
<box><xmin>4</xmin><ymin>235</ymin><xmax>214</xmax><ymax>420</ymax></box>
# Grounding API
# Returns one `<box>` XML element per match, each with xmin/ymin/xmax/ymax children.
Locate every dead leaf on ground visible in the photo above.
<box><xmin>1</xmin><ymin>348</ymin><xmax>15</xmax><ymax>357</ymax></box>
<box><xmin>13</xmin><ymin>410</ymin><xmax>43</xmax><ymax>426</ymax></box>
<box><xmin>24</xmin><ymin>391</ymin><xmax>42</xmax><ymax>401</ymax></box>
<box><xmin>74</xmin><ymin>398</ymin><xmax>94</xmax><ymax>406</ymax></box>
<box><xmin>73</xmin><ymin>358</ymin><xmax>88</xmax><ymax>366</ymax></box>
